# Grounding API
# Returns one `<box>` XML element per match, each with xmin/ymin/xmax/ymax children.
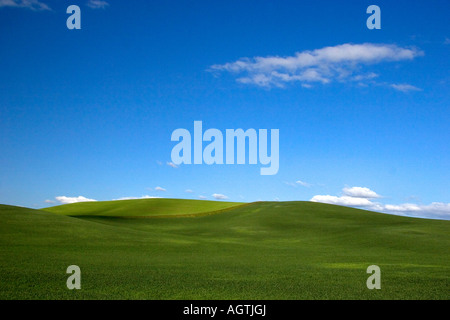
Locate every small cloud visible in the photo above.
<box><xmin>55</xmin><ymin>196</ymin><xmax>97</xmax><ymax>204</ymax></box>
<box><xmin>185</xmin><ymin>189</ymin><xmax>194</xmax><ymax>193</ymax></box>
<box><xmin>156</xmin><ymin>161</ymin><xmax>163</xmax><ymax>166</ymax></box>
<box><xmin>44</xmin><ymin>199</ymin><xmax>55</xmax><ymax>203</ymax></box>
<box><xmin>167</xmin><ymin>162</ymin><xmax>178</xmax><ymax>168</ymax></box>
<box><xmin>342</xmin><ymin>186</ymin><xmax>381</xmax><ymax>199</ymax></box>
<box><xmin>296</xmin><ymin>180</ymin><xmax>311</xmax><ymax>187</ymax></box>
<box><xmin>212</xmin><ymin>193</ymin><xmax>228</xmax><ymax>200</ymax></box>
<box><xmin>390</xmin><ymin>83</ymin><xmax>422</xmax><ymax>92</ymax></box>
<box><xmin>284</xmin><ymin>181</ymin><xmax>297</xmax><ymax>187</ymax></box>
<box><xmin>351</xmin><ymin>72</ymin><xmax>378</xmax><ymax>81</ymax></box>
<box><xmin>86</xmin><ymin>0</ymin><xmax>109</xmax><ymax>9</ymax></box>
<box><xmin>0</xmin><ymin>0</ymin><xmax>51</xmax><ymax>11</ymax></box>
<box><xmin>155</xmin><ymin>186</ymin><xmax>166</xmax><ymax>192</ymax></box>
<box><xmin>444</xmin><ymin>38</ymin><xmax>450</xmax><ymax>45</ymax></box>
<box><xmin>113</xmin><ymin>195</ymin><xmax>161</xmax><ymax>200</ymax></box>
<box><xmin>284</xmin><ymin>180</ymin><xmax>312</xmax><ymax>187</ymax></box>
<box><xmin>198</xmin><ymin>195</ymin><xmax>207</xmax><ymax>199</ymax></box>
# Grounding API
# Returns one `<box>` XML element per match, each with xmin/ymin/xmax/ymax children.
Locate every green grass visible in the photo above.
<box><xmin>44</xmin><ymin>198</ymin><xmax>244</xmax><ymax>217</ymax></box>
<box><xmin>0</xmin><ymin>200</ymin><xmax>449</xmax><ymax>299</ymax></box>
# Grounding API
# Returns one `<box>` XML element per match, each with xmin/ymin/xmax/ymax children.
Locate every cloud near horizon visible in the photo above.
<box><xmin>113</xmin><ymin>195</ymin><xmax>162</xmax><ymax>200</ymax></box>
<box><xmin>212</xmin><ymin>193</ymin><xmax>228</xmax><ymax>200</ymax></box>
<box><xmin>55</xmin><ymin>196</ymin><xmax>97</xmax><ymax>204</ymax></box>
<box><xmin>310</xmin><ymin>195</ymin><xmax>375</xmax><ymax>207</ymax></box>
<box><xmin>311</xmin><ymin>186</ymin><xmax>450</xmax><ymax>220</ymax></box>
<box><xmin>52</xmin><ymin>195</ymin><xmax>163</xmax><ymax>203</ymax></box>
<box><xmin>210</xmin><ymin>43</ymin><xmax>423</xmax><ymax>89</ymax></box>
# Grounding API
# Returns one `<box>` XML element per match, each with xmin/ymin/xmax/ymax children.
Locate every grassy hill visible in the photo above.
<box><xmin>0</xmin><ymin>200</ymin><xmax>449</xmax><ymax>299</ymax></box>
<box><xmin>44</xmin><ymin>198</ymin><xmax>244</xmax><ymax>217</ymax></box>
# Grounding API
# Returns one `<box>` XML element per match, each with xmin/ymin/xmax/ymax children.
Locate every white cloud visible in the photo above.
<box><xmin>383</xmin><ymin>202</ymin><xmax>450</xmax><ymax>219</ymax></box>
<box><xmin>210</xmin><ymin>43</ymin><xmax>423</xmax><ymax>88</ymax></box>
<box><xmin>212</xmin><ymin>193</ymin><xmax>229</xmax><ymax>200</ymax></box>
<box><xmin>86</xmin><ymin>0</ymin><xmax>109</xmax><ymax>9</ymax></box>
<box><xmin>310</xmin><ymin>186</ymin><xmax>450</xmax><ymax>220</ymax></box>
<box><xmin>55</xmin><ymin>196</ymin><xmax>97</xmax><ymax>204</ymax></box>
<box><xmin>390</xmin><ymin>83</ymin><xmax>422</xmax><ymax>92</ymax></box>
<box><xmin>167</xmin><ymin>162</ymin><xmax>178</xmax><ymax>168</ymax></box>
<box><xmin>285</xmin><ymin>180</ymin><xmax>312</xmax><ymax>187</ymax></box>
<box><xmin>284</xmin><ymin>181</ymin><xmax>297</xmax><ymax>187</ymax></box>
<box><xmin>198</xmin><ymin>195</ymin><xmax>207</xmax><ymax>199</ymax></box>
<box><xmin>0</xmin><ymin>0</ymin><xmax>50</xmax><ymax>10</ymax></box>
<box><xmin>113</xmin><ymin>195</ymin><xmax>161</xmax><ymax>201</ymax></box>
<box><xmin>342</xmin><ymin>186</ymin><xmax>381</xmax><ymax>199</ymax></box>
<box><xmin>296</xmin><ymin>180</ymin><xmax>311</xmax><ymax>187</ymax></box>
<box><xmin>352</xmin><ymin>72</ymin><xmax>378</xmax><ymax>81</ymax></box>
<box><xmin>311</xmin><ymin>195</ymin><xmax>375</xmax><ymax>207</ymax></box>
<box><xmin>185</xmin><ymin>189</ymin><xmax>194</xmax><ymax>193</ymax></box>
<box><xmin>44</xmin><ymin>199</ymin><xmax>55</xmax><ymax>203</ymax></box>
<box><xmin>154</xmin><ymin>186</ymin><xmax>166</xmax><ymax>192</ymax></box>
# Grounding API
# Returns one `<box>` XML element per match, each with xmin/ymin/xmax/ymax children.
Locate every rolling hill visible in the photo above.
<box><xmin>44</xmin><ymin>198</ymin><xmax>245</xmax><ymax>217</ymax></box>
<box><xmin>0</xmin><ymin>200</ymin><xmax>448</xmax><ymax>299</ymax></box>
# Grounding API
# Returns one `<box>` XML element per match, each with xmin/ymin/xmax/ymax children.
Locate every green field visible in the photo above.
<box><xmin>0</xmin><ymin>199</ymin><xmax>448</xmax><ymax>299</ymax></box>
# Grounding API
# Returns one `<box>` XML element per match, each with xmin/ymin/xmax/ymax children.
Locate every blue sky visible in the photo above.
<box><xmin>0</xmin><ymin>0</ymin><xmax>449</xmax><ymax>219</ymax></box>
